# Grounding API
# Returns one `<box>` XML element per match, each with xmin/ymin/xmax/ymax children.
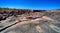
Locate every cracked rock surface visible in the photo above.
<box><xmin>0</xmin><ymin>11</ymin><xmax>60</xmax><ymax>33</ymax></box>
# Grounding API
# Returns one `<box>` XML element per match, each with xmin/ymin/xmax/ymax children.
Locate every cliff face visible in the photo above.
<box><xmin>0</xmin><ymin>10</ymin><xmax>60</xmax><ymax>33</ymax></box>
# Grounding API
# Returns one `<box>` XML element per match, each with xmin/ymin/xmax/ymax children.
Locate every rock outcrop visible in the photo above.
<box><xmin>0</xmin><ymin>10</ymin><xmax>60</xmax><ymax>33</ymax></box>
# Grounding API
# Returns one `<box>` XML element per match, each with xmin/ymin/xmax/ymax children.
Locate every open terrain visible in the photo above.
<box><xmin>0</xmin><ymin>8</ymin><xmax>60</xmax><ymax>33</ymax></box>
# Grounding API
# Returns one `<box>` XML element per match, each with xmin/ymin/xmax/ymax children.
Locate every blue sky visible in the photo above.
<box><xmin>0</xmin><ymin>0</ymin><xmax>60</xmax><ymax>10</ymax></box>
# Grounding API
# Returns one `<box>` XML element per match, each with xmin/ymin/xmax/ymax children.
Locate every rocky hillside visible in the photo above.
<box><xmin>0</xmin><ymin>9</ymin><xmax>60</xmax><ymax>33</ymax></box>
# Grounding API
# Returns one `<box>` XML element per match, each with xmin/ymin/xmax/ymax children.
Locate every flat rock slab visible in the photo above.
<box><xmin>0</xmin><ymin>12</ymin><xmax>60</xmax><ymax>33</ymax></box>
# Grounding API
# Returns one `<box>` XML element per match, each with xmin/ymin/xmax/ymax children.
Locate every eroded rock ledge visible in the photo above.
<box><xmin>0</xmin><ymin>9</ymin><xmax>60</xmax><ymax>33</ymax></box>
<box><xmin>0</xmin><ymin>10</ymin><xmax>46</xmax><ymax>21</ymax></box>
